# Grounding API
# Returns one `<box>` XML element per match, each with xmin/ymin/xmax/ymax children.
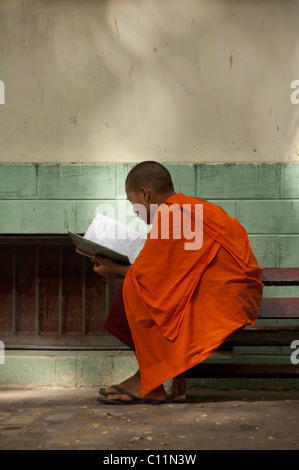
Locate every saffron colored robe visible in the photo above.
<box><xmin>119</xmin><ymin>193</ymin><xmax>264</xmax><ymax>395</ymax></box>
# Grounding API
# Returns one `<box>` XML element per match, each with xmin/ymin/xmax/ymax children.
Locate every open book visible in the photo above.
<box><xmin>68</xmin><ymin>213</ymin><xmax>147</xmax><ymax>265</ymax></box>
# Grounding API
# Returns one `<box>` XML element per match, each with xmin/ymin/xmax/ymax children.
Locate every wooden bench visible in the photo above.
<box><xmin>172</xmin><ymin>268</ymin><xmax>299</xmax><ymax>402</ymax></box>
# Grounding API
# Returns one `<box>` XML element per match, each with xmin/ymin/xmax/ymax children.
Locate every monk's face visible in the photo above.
<box><xmin>126</xmin><ymin>186</ymin><xmax>153</xmax><ymax>225</ymax></box>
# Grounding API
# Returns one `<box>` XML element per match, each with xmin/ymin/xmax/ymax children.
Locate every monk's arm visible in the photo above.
<box><xmin>92</xmin><ymin>255</ymin><xmax>130</xmax><ymax>278</ymax></box>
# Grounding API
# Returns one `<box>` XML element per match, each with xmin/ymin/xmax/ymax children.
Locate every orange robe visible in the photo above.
<box><xmin>123</xmin><ymin>193</ymin><xmax>264</xmax><ymax>396</ymax></box>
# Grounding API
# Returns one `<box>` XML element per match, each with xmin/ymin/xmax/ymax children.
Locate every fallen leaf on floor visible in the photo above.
<box><xmin>3</xmin><ymin>426</ymin><xmax>23</xmax><ymax>431</ymax></box>
<box><xmin>129</xmin><ymin>436</ymin><xmax>142</xmax><ymax>442</ymax></box>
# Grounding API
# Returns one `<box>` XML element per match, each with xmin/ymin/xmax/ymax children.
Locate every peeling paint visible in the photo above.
<box><xmin>229</xmin><ymin>53</ymin><xmax>233</xmax><ymax>68</ymax></box>
<box><xmin>114</xmin><ymin>19</ymin><xmax>120</xmax><ymax>39</ymax></box>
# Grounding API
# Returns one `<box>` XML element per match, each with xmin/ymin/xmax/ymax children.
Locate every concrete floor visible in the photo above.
<box><xmin>0</xmin><ymin>386</ymin><xmax>298</xmax><ymax>451</ymax></box>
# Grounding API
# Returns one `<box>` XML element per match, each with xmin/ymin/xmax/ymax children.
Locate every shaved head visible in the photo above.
<box><xmin>125</xmin><ymin>161</ymin><xmax>174</xmax><ymax>194</ymax></box>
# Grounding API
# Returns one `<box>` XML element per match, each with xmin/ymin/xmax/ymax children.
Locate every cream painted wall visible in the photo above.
<box><xmin>0</xmin><ymin>0</ymin><xmax>298</xmax><ymax>163</ymax></box>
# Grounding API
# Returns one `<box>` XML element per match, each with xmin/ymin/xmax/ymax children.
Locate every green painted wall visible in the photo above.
<box><xmin>0</xmin><ymin>162</ymin><xmax>298</xmax><ymax>388</ymax></box>
<box><xmin>0</xmin><ymin>162</ymin><xmax>298</xmax><ymax>268</ymax></box>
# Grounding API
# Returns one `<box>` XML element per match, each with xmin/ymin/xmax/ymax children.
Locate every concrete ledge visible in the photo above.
<box><xmin>1</xmin><ymin>350</ymin><xmax>299</xmax><ymax>390</ymax></box>
<box><xmin>0</xmin><ymin>350</ymin><xmax>138</xmax><ymax>389</ymax></box>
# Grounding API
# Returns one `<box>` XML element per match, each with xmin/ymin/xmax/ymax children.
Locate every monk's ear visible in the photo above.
<box><xmin>139</xmin><ymin>186</ymin><xmax>151</xmax><ymax>202</ymax></box>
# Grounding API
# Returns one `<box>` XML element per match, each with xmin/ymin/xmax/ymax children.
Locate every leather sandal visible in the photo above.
<box><xmin>99</xmin><ymin>384</ymin><xmax>125</xmax><ymax>397</ymax></box>
<box><xmin>97</xmin><ymin>390</ymin><xmax>165</xmax><ymax>405</ymax></box>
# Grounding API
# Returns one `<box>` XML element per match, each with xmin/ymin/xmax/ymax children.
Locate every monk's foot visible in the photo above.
<box><xmin>106</xmin><ymin>384</ymin><xmax>167</xmax><ymax>404</ymax></box>
<box><xmin>102</xmin><ymin>370</ymin><xmax>141</xmax><ymax>395</ymax></box>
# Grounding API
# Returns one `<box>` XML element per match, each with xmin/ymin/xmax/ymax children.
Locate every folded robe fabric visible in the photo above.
<box><xmin>123</xmin><ymin>193</ymin><xmax>264</xmax><ymax>396</ymax></box>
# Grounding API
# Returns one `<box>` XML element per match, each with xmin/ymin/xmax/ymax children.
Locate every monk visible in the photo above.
<box><xmin>93</xmin><ymin>161</ymin><xmax>264</xmax><ymax>404</ymax></box>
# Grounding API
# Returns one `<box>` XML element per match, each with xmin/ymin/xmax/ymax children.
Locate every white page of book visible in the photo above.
<box><xmin>84</xmin><ymin>213</ymin><xmax>147</xmax><ymax>264</ymax></box>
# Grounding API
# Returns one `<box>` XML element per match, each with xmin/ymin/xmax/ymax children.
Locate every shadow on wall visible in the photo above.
<box><xmin>0</xmin><ymin>0</ymin><xmax>298</xmax><ymax>162</ymax></box>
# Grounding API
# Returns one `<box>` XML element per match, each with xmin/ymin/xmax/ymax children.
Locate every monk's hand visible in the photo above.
<box><xmin>92</xmin><ymin>256</ymin><xmax>129</xmax><ymax>279</ymax></box>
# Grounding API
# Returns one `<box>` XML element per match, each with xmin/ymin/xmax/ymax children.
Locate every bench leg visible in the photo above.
<box><xmin>172</xmin><ymin>372</ymin><xmax>186</xmax><ymax>403</ymax></box>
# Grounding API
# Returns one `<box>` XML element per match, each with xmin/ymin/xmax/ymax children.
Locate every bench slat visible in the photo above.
<box><xmin>185</xmin><ymin>363</ymin><xmax>299</xmax><ymax>378</ymax></box>
<box><xmin>259</xmin><ymin>297</ymin><xmax>299</xmax><ymax>318</ymax></box>
<box><xmin>262</xmin><ymin>268</ymin><xmax>299</xmax><ymax>285</ymax></box>
<box><xmin>223</xmin><ymin>325</ymin><xmax>299</xmax><ymax>346</ymax></box>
